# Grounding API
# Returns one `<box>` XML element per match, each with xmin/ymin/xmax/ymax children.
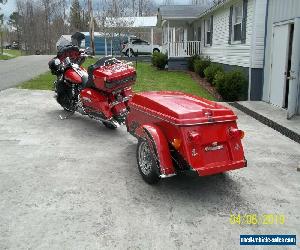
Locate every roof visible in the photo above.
<box><xmin>197</xmin><ymin>0</ymin><xmax>230</xmax><ymax>18</ymax></box>
<box><xmin>158</xmin><ymin>5</ymin><xmax>207</xmax><ymax>20</ymax></box>
<box><xmin>80</xmin><ymin>32</ymin><xmax>106</xmax><ymax>37</ymax></box>
<box><xmin>104</xmin><ymin>16</ymin><xmax>157</xmax><ymax>28</ymax></box>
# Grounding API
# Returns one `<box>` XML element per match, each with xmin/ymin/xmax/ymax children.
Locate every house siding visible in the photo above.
<box><xmin>263</xmin><ymin>0</ymin><xmax>300</xmax><ymax>103</ymax></box>
<box><xmin>196</xmin><ymin>0</ymin><xmax>254</xmax><ymax>68</ymax></box>
<box><xmin>250</xmin><ymin>0</ymin><xmax>268</xmax><ymax>68</ymax></box>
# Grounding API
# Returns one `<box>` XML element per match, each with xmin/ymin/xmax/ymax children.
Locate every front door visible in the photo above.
<box><xmin>269</xmin><ymin>24</ymin><xmax>290</xmax><ymax>107</ymax></box>
<box><xmin>287</xmin><ymin>18</ymin><xmax>300</xmax><ymax>119</ymax></box>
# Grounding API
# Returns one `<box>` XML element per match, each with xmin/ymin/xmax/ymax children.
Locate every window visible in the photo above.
<box><xmin>205</xmin><ymin>19</ymin><xmax>211</xmax><ymax>46</ymax></box>
<box><xmin>232</xmin><ymin>3</ymin><xmax>243</xmax><ymax>41</ymax></box>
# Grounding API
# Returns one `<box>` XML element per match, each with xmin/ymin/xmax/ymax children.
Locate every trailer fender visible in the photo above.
<box><xmin>141</xmin><ymin>124</ymin><xmax>176</xmax><ymax>177</ymax></box>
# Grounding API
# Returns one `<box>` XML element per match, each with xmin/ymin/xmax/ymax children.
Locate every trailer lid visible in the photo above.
<box><xmin>131</xmin><ymin>91</ymin><xmax>237</xmax><ymax>125</ymax></box>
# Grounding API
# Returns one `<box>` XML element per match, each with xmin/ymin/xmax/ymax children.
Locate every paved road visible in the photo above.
<box><xmin>0</xmin><ymin>89</ymin><xmax>299</xmax><ymax>249</ymax></box>
<box><xmin>0</xmin><ymin>55</ymin><xmax>52</xmax><ymax>90</ymax></box>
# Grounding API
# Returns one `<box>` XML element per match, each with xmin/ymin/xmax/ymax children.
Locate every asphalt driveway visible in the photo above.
<box><xmin>0</xmin><ymin>89</ymin><xmax>299</xmax><ymax>249</ymax></box>
<box><xmin>0</xmin><ymin>55</ymin><xmax>52</xmax><ymax>90</ymax></box>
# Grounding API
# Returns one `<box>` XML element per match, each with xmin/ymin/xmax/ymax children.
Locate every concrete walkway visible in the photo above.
<box><xmin>238</xmin><ymin>101</ymin><xmax>300</xmax><ymax>134</ymax></box>
<box><xmin>231</xmin><ymin>101</ymin><xmax>300</xmax><ymax>144</ymax></box>
<box><xmin>0</xmin><ymin>89</ymin><xmax>299</xmax><ymax>249</ymax></box>
<box><xmin>0</xmin><ymin>55</ymin><xmax>53</xmax><ymax>90</ymax></box>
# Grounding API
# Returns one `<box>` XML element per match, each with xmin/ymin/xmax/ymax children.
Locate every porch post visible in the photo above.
<box><xmin>151</xmin><ymin>27</ymin><xmax>153</xmax><ymax>54</ymax></box>
<box><xmin>105</xmin><ymin>36</ymin><xmax>107</xmax><ymax>56</ymax></box>
<box><xmin>173</xmin><ymin>27</ymin><xmax>175</xmax><ymax>43</ymax></box>
<box><xmin>111</xmin><ymin>39</ymin><xmax>113</xmax><ymax>55</ymax></box>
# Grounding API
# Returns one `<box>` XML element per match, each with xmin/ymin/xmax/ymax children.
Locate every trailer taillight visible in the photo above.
<box><xmin>229</xmin><ymin>128</ymin><xmax>245</xmax><ymax>139</ymax></box>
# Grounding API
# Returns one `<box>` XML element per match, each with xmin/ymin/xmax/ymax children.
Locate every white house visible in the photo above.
<box><xmin>158</xmin><ymin>0</ymin><xmax>300</xmax><ymax>118</ymax></box>
<box><xmin>158</xmin><ymin>0</ymin><xmax>268</xmax><ymax>101</ymax></box>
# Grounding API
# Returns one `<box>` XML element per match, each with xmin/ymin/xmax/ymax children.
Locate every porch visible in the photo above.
<box><xmin>157</xmin><ymin>4</ymin><xmax>206</xmax><ymax>59</ymax></box>
<box><xmin>161</xmin><ymin>20</ymin><xmax>201</xmax><ymax>58</ymax></box>
<box><xmin>163</xmin><ymin>41</ymin><xmax>201</xmax><ymax>58</ymax></box>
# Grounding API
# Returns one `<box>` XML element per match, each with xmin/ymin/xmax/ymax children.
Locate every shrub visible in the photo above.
<box><xmin>204</xmin><ymin>63</ymin><xmax>224</xmax><ymax>84</ymax></box>
<box><xmin>214</xmin><ymin>70</ymin><xmax>247</xmax><ymax>102</ymax></box>
<box><xmin>193</xmin><ymin>57</ymin><xmax>211</xmax><ymax>77</ymax></box>
<box><xmin>152</xmin><ymin>52</ymin><xmax>168</xmax><ymax>70</ymax></box>
<box><xmin>187</xmin><ymin>54</ymin><xmax>200</xmax><ymax>71</ymax></box>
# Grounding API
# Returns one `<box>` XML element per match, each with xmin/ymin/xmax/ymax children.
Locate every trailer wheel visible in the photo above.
<box><xmin>137</xmin><ymin>138</ymin><xmax>160</xmax><ymax>184</ymax></box>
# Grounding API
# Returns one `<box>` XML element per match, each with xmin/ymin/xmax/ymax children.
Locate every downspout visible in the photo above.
<box><xmin>262</xmin><ymin>0</ymin><xmax>270</xmax><ymax>102</ymax></box>
<box><xmin>167</xmin><ymin>21</ymin><xmax>170</xmax><ymax>59</ymax></box>
<box><xmin>248</xmin><ymin>0</ymin><xmax>256</xmax><ymax>101</ymax></box>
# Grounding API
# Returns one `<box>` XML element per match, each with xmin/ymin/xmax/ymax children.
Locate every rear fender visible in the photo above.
<box><xmin>141</xmin><ymin>124</ymin><xmax>176</xmax><ymax>177</ymax></box>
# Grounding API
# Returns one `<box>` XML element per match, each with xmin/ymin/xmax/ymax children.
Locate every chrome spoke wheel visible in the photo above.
<box><xmin>138</xmin><ymin>141</ymin><xmax>152</xmax><ymax>176</ymax></box>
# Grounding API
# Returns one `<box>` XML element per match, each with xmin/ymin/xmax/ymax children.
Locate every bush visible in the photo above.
<box><xmin>193</xmin><ymin>57</ymin><xmax>211</xmax><ymax>77</ymax></box>
<box><xmin>204</xmin><ymin>63</ymin><xmax>224</xmax><ymax>84</ymax></box>
<box><xmin>214</xmin><ymin>70</ymin><xmax>247</xmax><ymax>102</ymax></box>
<box><xmin>187</xmin><ymin>54</ymin><xmax>200</xmax><ymax>71</ymax></box>
<box><xmin>152</xmin><ymin>52</ymin><xmax>168</xmax><ymax>70</ymax></box>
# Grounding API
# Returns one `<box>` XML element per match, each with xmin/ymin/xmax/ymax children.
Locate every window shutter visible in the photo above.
<box><xmin>241</xmin><ymin>0</ymin><xmax>248</xmax><ymax>44</ymax></box>
<box><xmin>228</xmin><ymin>6</ymin><xmax>233</xmax><ymax>44</ymax></box>
<box><xmin>210</xmin><ymin>15</ymin><xmax>213</xmax><ymax>46</ymax></box>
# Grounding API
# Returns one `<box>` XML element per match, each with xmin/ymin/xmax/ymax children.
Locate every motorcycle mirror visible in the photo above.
<box><xmin>65</xmin><ymin>57</ymin><xmax>71</xmax><ymax>65</ymax></box>
<box><xmin>85</xmin><ymin>47</ymin><xmax>93</xmax><ymax>55</ymax></box>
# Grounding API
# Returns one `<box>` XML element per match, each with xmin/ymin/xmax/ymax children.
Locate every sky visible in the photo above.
<box><xmin>0</xmin><ymin>0</ymin><xmax>190</xmax><ymax>19</ymax></box>
<box><xmin>1</xmin><ymin>0</ymin><xmax>17</xmax><ymax>19</ymax></box>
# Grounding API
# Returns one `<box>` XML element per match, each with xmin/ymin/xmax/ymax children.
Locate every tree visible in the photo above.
<box><xmin>88</xmin><ymin>0</ymin><xmax>95</xmax><ymax>55</ymax></box>
<box><xmin>163</xmin><ymin>0</ymin><xmax>174</xmax><ymax>5</ymax></box>
<box><xmin>0</xmin><ymin>0</ymin><xmax>6</xmax><ymax>54</ymax></box>
<box><xmin>70</xmin><ymin>0</ymin><xmax>83</xmax><ymax>32</ymax></box>
<box><xmin>70</xmin><ymin>0</ymin><xmax>90</xmax><ymax>32</ymax></box>
<box><xmin>8</xmin><ymin>12</ymin><xmax>22</xmax><ymax>44</ymax></box>
<box><xmin>0</xmin><ymin>14</ymin><xmax>4</xmax><ymax>54</ymax></box>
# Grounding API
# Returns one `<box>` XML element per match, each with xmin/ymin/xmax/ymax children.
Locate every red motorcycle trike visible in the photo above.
<box><xmin>48</xmin><ymin>45</ymin><xmax>136</xmax><ymax>129</ymax></box>
<box><xmin>126</xmin><ymin>91</ymin><xmax>247</xmax><ymax>184</ymax></box>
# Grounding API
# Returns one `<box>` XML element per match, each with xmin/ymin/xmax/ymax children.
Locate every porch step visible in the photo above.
<box><xmin>168</xmin><ymin>57</ymin><xmax>189</xmax><ymax>71</ymax></box>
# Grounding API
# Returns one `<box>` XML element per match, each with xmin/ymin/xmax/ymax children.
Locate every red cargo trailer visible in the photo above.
<box><xmin>126</xmin><ymin>91</ymin><xmax>246</xmax><ymax>184</ymax></box>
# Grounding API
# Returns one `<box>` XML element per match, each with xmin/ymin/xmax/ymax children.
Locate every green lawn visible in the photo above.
<box><xmin>0</xmin><ymin>54</ymin><xmax>11</xmax><ymax>60</ymax></box>
<box><xmin>19</xmin><ymin>59</ymin><xmax>215</xmax><ymax>100</ymax></box>
<box><xmin>134</xmin><ymin>63</ymin><xmax>214</xmax><ymax>100</ymax></box>
<box><xmin>4</xmin><ymin>49</ymin><xmax>22</xmax><ymax>57</ymax></box>
<box><xmin>0</xmin><ymin>49</ymin><xmax>22</xmax><ymax>60</ymax></box>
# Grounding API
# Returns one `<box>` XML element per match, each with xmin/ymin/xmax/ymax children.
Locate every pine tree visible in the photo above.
<box><xmin>70</xmin><ymin>0</ymin><xmax>82</xmax><ymax>32</ymax></box>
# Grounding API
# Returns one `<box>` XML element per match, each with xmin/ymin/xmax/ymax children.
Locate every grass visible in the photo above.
<box><xmin>19</xmin><ymin>59</ymin><xmax>215</xmax><ymax>100</ymax></box>
<box><xmin>19</xmin><ymin>58</ymin><xmax>96</xmax><ymax>90</ymax></box>
<box><xmin>134</xmin><ymin>63</ymin><xmax>214</xmax><ymax>100</ymax></box>
<box><xmin>0</xmin><ymin>54</ymin><xmax>11</xmax><ymax>60</ymax></box>
<box><xmin>0</xmin><ymin>49</ymin><xmax>22</xmax><ymax>60</ymax></box>
<box><xmin>4</xmin><ymin>49</ymin><xmax>22</xmax><ymax>57</ymax></box>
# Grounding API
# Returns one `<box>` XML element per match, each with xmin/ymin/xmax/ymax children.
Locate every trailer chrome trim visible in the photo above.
<box><xmin>130</xmin><ymin>105</ymin><xmax>236</xmax><ymax>127</ymax></box>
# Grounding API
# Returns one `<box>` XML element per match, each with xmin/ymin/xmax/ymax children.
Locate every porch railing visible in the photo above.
<box><xmin>166</xmin><ymin>41</ymin><xmax>201</xmax><ymax>58</ymax></box>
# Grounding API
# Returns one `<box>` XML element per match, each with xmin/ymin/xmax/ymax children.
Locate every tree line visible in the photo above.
<box><xmin>1</xmin><ymin>0</ymin><xmax>157</xmax><ymax>55</ymax></box>
<box><xmin>1</xmin><ymin>0</ymin><xmax>213</xmax><ymax>55</ymax></box>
